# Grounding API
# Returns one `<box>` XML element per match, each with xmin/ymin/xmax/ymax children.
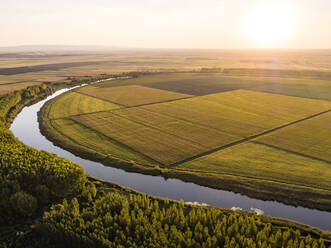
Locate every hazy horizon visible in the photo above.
<box><xmin>1</xmin><ymin>0</ymin><xmax>331</xmax><ymax>49</ymax></box>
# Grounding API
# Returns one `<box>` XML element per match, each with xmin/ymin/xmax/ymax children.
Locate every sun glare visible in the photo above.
<box><xmin>246</xmin><ymin>2</ymin><xmax>294</xmax><ymax>47</ymax></box>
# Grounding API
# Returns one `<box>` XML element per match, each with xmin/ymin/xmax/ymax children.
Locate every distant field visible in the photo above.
<box><xmin>0</xmin><ymin>82</ymin><xmax>40</xmax><ymax>95</ymax></box>
<box><xmin>79</xmin><ymin>85</ymin><xmax>191</xmax><ymax>107</ymax></box>
<box><xmin>0</xmin><ymin>61</ymin><xmax>103</xmax><ymax>75</ymax></box>
<box><xmin>51</xmin><ymin>118</ymin><xmax>158</xmax><ymax>165</ymax></box>
<box><xmin>251</xmin><ymin>83</ymin><xmax>331</xmax><ymax>101</ymax></box>
<box><xmin>256</xmin><ymin>111</ymin><xmax>331</xmax><ymax>162</ymax></box>
<box><xmin>46</xmin><ymin>91</ymin><xmax>121</xmax><ymax>119</ymax></box>
<box><xmin>176</xmin><ymin>142</ymin><xmax>331</xmax><ymax>190</ymax></box>
<box><xmin>142</xmin><ymin>76</ymin><xmax>265</xmax><ymax>95</ymax></box>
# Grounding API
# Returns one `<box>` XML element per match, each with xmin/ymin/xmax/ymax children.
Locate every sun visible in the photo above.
<box><xmin>245</xmin><ymin>2</ymin><xmax>294</xmax><ymax>47</ymax></box>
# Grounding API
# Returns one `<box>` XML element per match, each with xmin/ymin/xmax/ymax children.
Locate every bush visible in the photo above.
<box><xmin>10</xmin><ymin>191</ymin><xmax>38</xmax><ymax>217</ymax></box>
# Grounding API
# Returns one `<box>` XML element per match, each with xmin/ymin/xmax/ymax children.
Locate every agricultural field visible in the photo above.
<box><xmin>142</xmin><ymin>89</ymin><xmax>331</xmax><ymax>137</ymax></box>
<box><xmin>71</xmin><ymin>111</ymin><xmax>205</xmax><ymax>165</ymax></box>
<box><xmin>251</xmin><ymin>83</ymin><xmax>331</xmax><ymax>101</ymax></box>
<box><xmin>49</xmin><ymin>77</ymin><xmax>331</xmax><ymax>171</ymax></box>
<box><xmin>45</xmin><ymin>91</ymin><xmax>121</xmax><ymax>119</ymax></box>
<box><xmin>78</xmin><ymin>85</ymin><xmax>191</xmax><ymax>107</ymax></box>
<box><xmin>176</xmin><ymin>142</ymin><xmax>331</xmax><ymax>190</ymax></box>
<box><xmin>0</xmin><ymin>82</ymin><xmax>40</xmax><ymax>95</ymax></box>
<box><xmin>51</xmin><ymin>118</ymin><xmax>158</xmax><ymax>165</ymax></box>
<box><xmin>255</xmin><ymin>111</ymin><xmax>331</xmax><ymax>162</ymax></box>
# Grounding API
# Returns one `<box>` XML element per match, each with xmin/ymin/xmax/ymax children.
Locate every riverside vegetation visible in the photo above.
<box><xmin>1</xmin><ymin>82</ymin><xmax>331</xmax><ymax>247</ymax></box>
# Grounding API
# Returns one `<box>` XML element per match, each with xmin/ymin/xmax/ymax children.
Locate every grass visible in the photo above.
<box><xmin>143</xmin><ymin>90</ymin><xmax>331</xmax><ymax>137</ymax></box>
<box><xmin>51</xmin><ymin>118</ymin><xmax>159</xmax><ymax>165</ymax></box>
<box><xmin>113</xmin><ymin>107</ymin><xmax>240</xmax><ymax>149</ymax></box>
<box><xmin>256</xmin><ymin>111</ymin><xmax>331</xmax><ymax>162</ymax></box>
<box><xmin>79</xmin><ymin>85</ymin><xmax>191</xmax><ymax>107</ymax></box>
<box><xmin>46</xmin><ymin>91</ymin><xmax>121</xmax><ymax>119</ymax></box>
<box><xmin>71</xmin><ymin>111</ymin><xmax>205</xmax><ymax>165</ymax></box>
<box><xmin>176</xmin><ymin>142</ymin><xmax>331</xmax><ymax>190</ymax></box>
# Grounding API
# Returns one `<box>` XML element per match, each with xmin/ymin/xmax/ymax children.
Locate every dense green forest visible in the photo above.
<box><xmin>0</xmin><ymin>84</ymin><xmax>330</xmax><ymax>247</ymax></box>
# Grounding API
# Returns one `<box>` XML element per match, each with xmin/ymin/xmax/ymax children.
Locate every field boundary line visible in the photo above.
<box><xmin>75</xmin><ymin>91</ymin><xmax>127</xmax><ymax>107</ymax></box>
<box><xmin>75</xmin><ymin>90</ymin><xmax>194</xmax><ymax>109</ymax></box>
<box><xmin>140</xmin><ymin>105</ymin><xmax>251</xmax><ymax>138</ymax></box>
<box><xmin>109</xmin><ymin>110</ymin><xmax>206</xmax><ymax>151</ymax></box>
<box><xmin>251</xmin><ymin>141</ymin><xmax>331</xmax><ymax>165</ymax></box>
<box><xmin>169</xmin><ymin>108</ymin><xmax>331</xmax><ymax>167</ymax></box>
<box><xmin>58</xmin><ymin>94</ymin><xmax>195</xmax><ymax>120</ymax></box>
<box><xmin>66</xmin><ymin>117</ymin><xmax>162</xmax><ymax>165</ymax></box>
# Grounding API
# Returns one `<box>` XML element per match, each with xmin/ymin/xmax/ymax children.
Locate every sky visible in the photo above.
<box><xmin>1</xmin><ymin>0</ymin><xmax>331</xmax><ymax>49</ymax></box>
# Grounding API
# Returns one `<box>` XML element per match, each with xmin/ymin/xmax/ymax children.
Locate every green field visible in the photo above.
<box><xmin>176</xmin><ymin>142</ymin><xmax>331</xmax><ymax>190</ymax></box>
<box><xmin>143</xmin><ymin>89</ymin><xmax>331</xmax><ymax>137</ymax></box>
<box><xmin>51</xmin><ymin>118</ymin><xmax>158</xmax><ymax>165</ymax></box>
<box><xmin>52</xmin><ymin>86</ymin><xmax>331</xmax><ymax>169</ymax></box>
<box><xmin>71</xmin><ymin>111</ymin><xmax>205</xmax><ymax>165</ymax></box>
<box><xmin>46</xmin><ymin>91</ymin><xmax>121</xmax><ymax>119</ymax></box>
<box><xmin>79</xmin><ymin>85</ymin><xmax>191</xmax><ymax>106</ymax></box>
<box><xmin>252</xmin><ymin>83</ymin><xmax>331</xmax><ymax>101</ymax></box>
<box><xmin>256</xmin><ymin>111</ymin><xmax>331</xmax><ymax>162</ymax></box>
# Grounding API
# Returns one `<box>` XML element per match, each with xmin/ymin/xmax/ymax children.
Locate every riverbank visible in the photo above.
<box><xmin>38</xmin><ymin>87</ymin><xmax>331</xmax><ymax>213</ymax></box>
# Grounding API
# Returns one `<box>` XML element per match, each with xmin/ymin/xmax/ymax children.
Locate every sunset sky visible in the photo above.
<box><xmin>1</xmin><ymin>0</ymin><xmax>330</xmax><ymax>49</ymax></box>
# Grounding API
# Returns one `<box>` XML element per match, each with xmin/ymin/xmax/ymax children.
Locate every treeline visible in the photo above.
<box><xmin>39</xmin><ymin>190</ymin><xmax>329</xmax><ymax>248</ymax></box>
<box><xmin>0</xmin><ymin>84</ymin><xmax>330</xmax><ymax>247</ymax></box>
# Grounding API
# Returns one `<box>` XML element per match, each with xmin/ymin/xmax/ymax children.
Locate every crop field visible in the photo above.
<box><xmin>143</xmin><ymin>90</ymin><xmax>331</xmax><ymax>137</ymax></box>
<box><xmin>142</xmin><ymin>76</ymin><xmax>266</xmax><ymax>95</ymax></box>
<box><xmin>71</xmin><ymin>111</ymin><xmax>205</xmax><ymax>165</ymax></box>
<box><xmin>0</xmin><ymin>82</ymin><xmax>40</xmax><ymax>95</ymax></box>
<box><xmin>251</xmin><ymin>83</ymin><xmax>331</xmax><ymax>101</ymax></box>
<box><xmin>51</xmin><ymin>118</ymin><xmax>158</xmax><ymax>165</ymax></box>
<box><xmin>112</xmin><ymin>107</ymin><xmax>240</xmax><ymax>148</ymax></box>
<box><xmin>176</xmin><ymin>142</ymin><xmax>331</xmax><ymax>190</ymax></box>
<box><xmin>78</xmin><ymin>85</ymin><xmax>191</xmax><ymax>107</ymax></box>
<box><xmin>255</xmin><ymin>111</ymin><xmax>331</xmax><ymax>162</ymax></box>
<box><xmin>46</xmin><ymin>92</ymin><xmax>121</xmax><ymax>119</ymax></box>
<box><xmin>63</xmin><ymin>88</ymin><xmax>331</xmax><ymax>167</ymax></box>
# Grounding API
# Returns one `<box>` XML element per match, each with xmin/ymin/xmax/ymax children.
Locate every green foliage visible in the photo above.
<box><xmin>10</xmin><ymin>191</ymin><xmax>38</xmax><ymax>217</ymax></box>
<box><xmin>39</xmin><ymin>190</ymin><xmax>328</xmax><ymax>248</ymax></box>
<box><xmin>0</xmin><ymin>85</ymin><xmax>87</xmax><ymax>220</ymax></box>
